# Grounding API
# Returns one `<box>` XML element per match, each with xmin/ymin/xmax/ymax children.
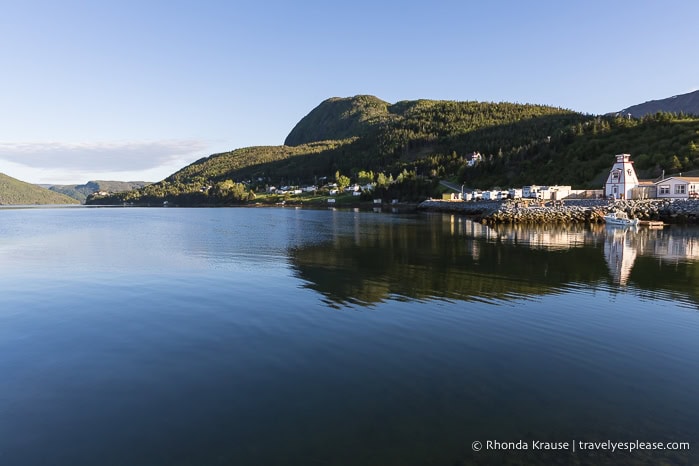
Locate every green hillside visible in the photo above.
<box><xmin>284</xmin><ymin>95</ymin><xmax>390</xmax><ymax>146</ymax></box>
<box><xmin>49</xmin><ymin>180</ymin><xmax>151</xmax><ymax>203</ymax></box>
<box><xmin>86</xmin><ymin>95</ymin><xmax>699</xmax><ymax>205</ymax></box>
<box><xmin>0</xmin><ymin>173</ymin><xmax>80</xmax><ymax>205</ymax></box>
<box><xmin>461</xmin><ymin>112</ymin><xmax>699</xmax><ymax>188</ymax></box>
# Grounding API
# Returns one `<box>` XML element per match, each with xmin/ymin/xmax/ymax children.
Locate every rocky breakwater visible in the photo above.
<box><xmin>418</xmin><ymin>198</ymin><xmax>699</xmax><ymax>224</ymax></box>
<box><xmin>418</xmin><ymin>199</ymin><xmax>608</xmax><ymax>223</ymax></box>
<box><xmin>484</xmin><ymin>199</ymin><xmax>609</xmax><ymax>224</ymax></box>
<box><xmin>606</xmin><ymin>199</ymin><xmax>699</xmax><ymax>223</ymax></box>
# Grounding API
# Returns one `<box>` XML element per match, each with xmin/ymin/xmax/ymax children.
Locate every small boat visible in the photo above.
<box><xmin>604</xmin><ymin>211</ymin><xmax>639</xmax><ymax>226</ymax></box>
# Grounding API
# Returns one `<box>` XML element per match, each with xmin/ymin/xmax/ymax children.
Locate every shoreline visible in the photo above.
<box><xmin>418</xmin><ymin>198</ymin><xmax>699</xmax><ymax>224</ymax></box>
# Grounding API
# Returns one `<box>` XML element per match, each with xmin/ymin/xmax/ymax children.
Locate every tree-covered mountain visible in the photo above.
<box><xmin>619</xmin><ymin>89</ymin><xmax>699</xmax><ymax>117</ymax></box>
<box><xmin>0</xmin><ymin>173</ymin><xmax>80</xmax><ymax>205</ymax></box>
<box><xmin>87</xmin><ymin>95</ymin><xmax>699</xmax><ymax>205</ymax></box>
<box><xmin>49</xmin><ymin>180</ymin><xmax>151</xmax><ymax>203</ymax></box>
<box><xmin>284</xmin><ymin>95</ymin><xmax>390</xmax><ymax>146</ymax></box>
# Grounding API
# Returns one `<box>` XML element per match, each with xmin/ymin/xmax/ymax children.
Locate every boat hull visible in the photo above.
<box><xmin>604</xmin><ymin>216</ymin><xmax>639</xmax><ymax>226</ymax></box>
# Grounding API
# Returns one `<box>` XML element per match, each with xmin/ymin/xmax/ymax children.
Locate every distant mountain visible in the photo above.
<box><xmin>619</xmin><ymin>89</ymin><xmax>699</xmax><ymax>117</ymax></box>
<box><xmin>49</xmin><ymin>180</ymin><xmax>151</xmax><ymax>203</ymax></box>
<box><xmin>0</xmin><ymin>173</ymin><xmax>80</xmax><ymax>205</ymax></box>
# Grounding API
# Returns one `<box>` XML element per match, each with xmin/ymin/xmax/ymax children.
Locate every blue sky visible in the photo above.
<box><xmin>1</xmin><ymin>0</ymin><xmax>697</xmax><ymax>184</ymax></box>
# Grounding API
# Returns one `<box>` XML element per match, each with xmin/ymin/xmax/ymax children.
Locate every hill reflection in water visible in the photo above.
<box><xmin>288</xmin><ymin>212</ymin><xmax>699</xmax><ymax>308</ymax></box>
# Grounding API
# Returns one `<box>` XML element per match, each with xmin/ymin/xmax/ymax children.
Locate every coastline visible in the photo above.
<box><xmin>418</xmin><ymin>198</ymin><xmax>699</xmax><ymax>224</ymax></box>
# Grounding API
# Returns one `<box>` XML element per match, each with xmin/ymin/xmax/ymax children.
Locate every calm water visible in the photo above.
<box><xmin>1</xmin><ymin>207</ymin><xmax>698</xmax><ymax>465</ymax></box>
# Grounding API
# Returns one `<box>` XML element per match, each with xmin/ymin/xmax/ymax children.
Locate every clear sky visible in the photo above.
<box><xmin>1</xmin><ymin>0</ymin><xmax>697</xmax><ymax>184</ymax></box>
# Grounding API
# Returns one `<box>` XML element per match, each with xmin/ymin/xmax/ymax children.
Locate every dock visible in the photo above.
<box><xmin>638</xmin><ymin>220</ymin><xmax>666</xmax><ymax>227</ymax></box>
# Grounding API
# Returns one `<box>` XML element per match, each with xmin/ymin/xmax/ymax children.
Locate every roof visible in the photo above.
<box><xmin>654</xmin><ymin>176</ymin><xmax>699</xmax><ymax>184</ymax></box>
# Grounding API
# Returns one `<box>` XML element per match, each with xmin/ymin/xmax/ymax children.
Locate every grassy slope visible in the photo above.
<box><xmin>0</xmin><ymin>173</ymin><xmax>80</xmax><ymax>205</ymax></box>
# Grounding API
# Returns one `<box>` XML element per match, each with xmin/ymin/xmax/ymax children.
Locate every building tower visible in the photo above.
<box><xmin>604</xmin><ymin>154</ymin><xmax>639</xmax><ymax>200</ymax></box>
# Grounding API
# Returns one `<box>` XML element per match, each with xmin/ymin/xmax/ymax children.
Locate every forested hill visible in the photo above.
<box><xmin>620</xmin><ymin>89</ymin><xmax>699</xmax><ymax>117</ymax></box>
<box><xmin>284</xmin><ymin>95</ymin><xmax>390</xmax><ymax>146</ymax></box>
<box><xmin>173</xmin><ymin>96</ymin><xmax>585</xmax><ymax>184</ymax></box>
<box><xmin>87</xmin><ymin>95</ymin><xmax>699</xmax><ymax>205</ymax></box>
<box><xmin>0</xmin><ymin>173</ymin><xmax>80</xmax><ymax>205</ymax></box>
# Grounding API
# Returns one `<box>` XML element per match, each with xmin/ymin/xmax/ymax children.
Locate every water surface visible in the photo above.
<box><xmin>1</xmin><ymin>207</ymin><xmax>697</xmax><ymax>465</ymax></box>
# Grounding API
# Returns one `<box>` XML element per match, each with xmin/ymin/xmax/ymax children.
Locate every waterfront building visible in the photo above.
<box><xmin>654</xmin><ymin>176</ymin><xmax>699</xmax><ymax>199</ymax></box>
<box><xmin>604</xmin><ymin>154</ymin><xmax>639</xmax><ymax>200</ymax></box>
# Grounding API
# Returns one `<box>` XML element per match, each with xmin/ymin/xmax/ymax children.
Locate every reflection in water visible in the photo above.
<box><xmin>603</xmin><ymin>226</ymin><xmax>638</xmax><ymax>285</ymax></box>
<box><xmin>289</xmin><ymin>212</ymin><xmax>699</xmax><ymax>308</ymax></box>
<box><xmin>2</xmin><ymin>208</ymin><xmax>698</xmax><ymax>466</ymax></box>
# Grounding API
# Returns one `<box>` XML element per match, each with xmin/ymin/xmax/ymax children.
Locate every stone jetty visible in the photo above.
<box><xmin>418</xmin><ymin>198</ymin><xmax>699</xmax><ymax>224</ymax></box>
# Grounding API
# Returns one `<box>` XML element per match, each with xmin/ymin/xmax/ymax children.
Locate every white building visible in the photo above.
<box><xmin>604</xmin><ymin>154</ymin><xmax>639</xmax><ymax>200</ymax></box>
<box><xmin>482</xmin><ymin>190</ymin><xmax>499</xmax><ymax>200</ymax></box>
<box><xmin>539</xmin><ymin>185</ymin><xmax>572</xmax><ymax>200</ymax></box>
<box><xmin>508</xmin><ymin>188</ymin><xmax>523</xmax><ymax>199</ymax></box>
<box><xmin>523</xmin><ymin>185</ymin><xmax>542</xmax><ymax>199</ymax></box>
<box><xmin>654</xmin><ymin>176</ymin><xmax>699</xmax><ymax>199</ymax></box>
<box><xmin>466</xmin><ymin>152</ymin><xmax>482</xmax><ymax>167</ymax></box>
<box><xmin>496</xmin><ymin>190</ymin><xmax>509</xmax><ymax>201</ymax></box>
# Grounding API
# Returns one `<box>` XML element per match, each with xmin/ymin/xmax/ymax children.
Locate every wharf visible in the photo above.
<box><xmin>638</xmin><ymin>220</ymin><xmax>666</xmax><ymax>227</ymax></box>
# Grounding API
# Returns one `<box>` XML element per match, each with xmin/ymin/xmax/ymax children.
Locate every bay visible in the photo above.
<box><xmin>0</xmin><ymin>207</ymin><xmax>697</xmax><ymax>465</ymax></box>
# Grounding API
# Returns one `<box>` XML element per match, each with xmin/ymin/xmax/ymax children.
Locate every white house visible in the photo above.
<box><xmin>482</xmin><ymin>190</ymin><xmax>499</xmax><ymax>201</ymax></box>
<box><xmin>508</xmin><ymin>188</ymin><xmax>523</xmax><ymax>199</ymax></box>
<box><xmin>466</xmin><ymin>151</ymin><xmax>482</xmax><ymax>167</ymax></box>
<box><xmin>523</xmin><ymin>185</ymin><xmax>542</xmax><ymax>199</ymax></box>
<box><xmin>604</xmin><ymin>154</ymin><xmax>639</xmax><ymax>200</ymax></box>
<box><xmin>539</xmin><ymin>185</ymin><xmax>572</xmax><ymax>200</ymax></box>
<box><xmin>654</xmin><ymin>176</ymin><xmax>699</xmax><ymax>199</ymax></box>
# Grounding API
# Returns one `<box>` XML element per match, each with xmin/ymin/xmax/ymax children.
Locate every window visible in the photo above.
<box><xmin>675</xmin><ymin>184</ymin><xmax>686</xmax><ymax>195</ymax></box>
<box><xmin>659</xmin><ymin>185</ymin><xmax>670</xmax><ymax>195</ymax></box>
